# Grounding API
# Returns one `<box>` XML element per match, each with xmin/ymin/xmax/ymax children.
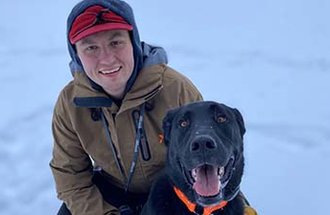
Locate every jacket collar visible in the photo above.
<box><xmin>72</xmin><ymin>64</ymin><xmax>165</xmax><ymax>112</ymax></box>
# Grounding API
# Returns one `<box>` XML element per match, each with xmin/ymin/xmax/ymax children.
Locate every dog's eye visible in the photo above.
<box><xmin>216</xmin><ymin>115</ymin><xmax>227</xmax><ymax>123</ymax></box>
<box><xmin>179</xmin><ymin>119</ymin><xmax>189</xmax><ymax>128</ymax></box>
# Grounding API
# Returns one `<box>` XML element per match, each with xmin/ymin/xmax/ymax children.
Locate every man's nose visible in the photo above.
<box><xmin>99</xmin><ymin>47</ymin><xmax>115</xmax><ymax>61</ymax></box>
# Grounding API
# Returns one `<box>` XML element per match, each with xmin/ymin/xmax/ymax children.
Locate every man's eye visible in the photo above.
<box><xmin>111</xmin><ymin>40</ymin><xmax>124</xmax><ymax>47</ymax></box>
<box><xmin>86</xmin><ymin>45</ymin><xmax>98</xmax><ymax>51</ymax></box>
<box><xmin>111</xmin><ymin>41</ymin><xmax>119</xmax><ymax>46</ymax></box>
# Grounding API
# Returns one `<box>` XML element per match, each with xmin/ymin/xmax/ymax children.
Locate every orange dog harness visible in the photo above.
<box><xmin>173</xmin><ymin>186</ymin><xmax>228</xmax><ymax>215</ymax></box>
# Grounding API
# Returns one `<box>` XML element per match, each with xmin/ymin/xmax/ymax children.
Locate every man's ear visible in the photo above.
<box><xmin>233</xmin><ymin>108</ymin><xmax>246</xmax><ymax>138</ymax></box>
<box><xmin>162</xmin><ymin>108</ymin><xmax>178</xmax><ymax>146</ymax></box>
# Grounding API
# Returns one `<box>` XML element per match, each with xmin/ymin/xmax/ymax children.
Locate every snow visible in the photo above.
<box><xmin>0</xmin><ymin>0</ymin><xmax>329</xmax><ymax>214</ymax></box>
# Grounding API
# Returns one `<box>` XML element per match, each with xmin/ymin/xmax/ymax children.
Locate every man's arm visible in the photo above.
<box><xmin>50</xmin><ymin>94</ymin><xmax>118</xmax><ymax>215</ymax></box>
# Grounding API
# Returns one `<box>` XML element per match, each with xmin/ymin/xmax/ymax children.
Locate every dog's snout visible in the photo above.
<box><xmin>190</xmin><ymin>136</ymin><xmax>217</xmax><ymax>152</ymax></box>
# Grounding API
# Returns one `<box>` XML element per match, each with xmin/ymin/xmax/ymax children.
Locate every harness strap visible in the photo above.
<box><xmin>173</xmin><ymin>186</ymin><xmax>228</xmax><ymax>215</ymax></box>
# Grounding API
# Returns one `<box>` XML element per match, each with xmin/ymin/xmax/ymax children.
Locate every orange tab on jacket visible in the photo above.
<box><xmin>158</xmin><ymin>133</ymin><xmax>164</xmax><ymax>144</ymax></box>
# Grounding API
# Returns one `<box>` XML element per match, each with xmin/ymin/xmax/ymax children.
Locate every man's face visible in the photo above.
<box><xmin>76</xmin><ymin>30</ymin><xmax>134</xmax><ymax>99</ymax></box>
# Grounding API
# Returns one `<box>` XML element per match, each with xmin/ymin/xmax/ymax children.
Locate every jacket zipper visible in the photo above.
<box><xmin>132</xmin><ymin>109</ymin><xmax>151</xmax><ymax>161</ymax></box>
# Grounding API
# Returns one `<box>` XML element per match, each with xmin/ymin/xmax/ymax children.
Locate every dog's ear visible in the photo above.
<box><xmin>162</xmin><ymin>109</ymin><xmax>178</xmax><ymax>146</ymax></box>
<box><xmin>233</xmin><ymin>108</ymin><xmax>246</xmax><ymax>138</ymax></box>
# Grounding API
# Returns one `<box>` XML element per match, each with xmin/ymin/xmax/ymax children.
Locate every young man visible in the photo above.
<box><xmin>50</xmin><ymin>0</ymin><xmax>256</xmax><ymax>215</ymax></box>
<box><xmin>50</xmin><ymin>0</ymin><xmax>202</xmax><ymax>214</ymax></box>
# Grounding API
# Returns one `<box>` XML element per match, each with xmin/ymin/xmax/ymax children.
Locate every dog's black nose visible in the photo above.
<box><xmin>190</xmin><ymin>136</ymin><xmax>217</xmax><ymax>152</ymax></box>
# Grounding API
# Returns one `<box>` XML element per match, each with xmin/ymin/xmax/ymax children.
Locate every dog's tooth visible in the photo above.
<box><xmin>191</xmin><ymin>169</ymin><xmax>197</xmax><ymax>179</ymax></box>
<box><xmin>218</xmin><ymin>167</ymin><xmax>225</xmax><ymax>177</ymax></box>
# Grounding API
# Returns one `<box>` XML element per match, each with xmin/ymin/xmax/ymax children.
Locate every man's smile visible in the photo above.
<box><xmin>99</xmin><ymin>66</ymin><xmax>122</xmax><ymax>75</ymax></box>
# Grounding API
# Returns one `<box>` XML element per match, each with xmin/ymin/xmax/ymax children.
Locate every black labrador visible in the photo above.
<box><xmin>141</xmin><ymin>101</ymin><xmax>246</xmax><ymax>215</ymax></box>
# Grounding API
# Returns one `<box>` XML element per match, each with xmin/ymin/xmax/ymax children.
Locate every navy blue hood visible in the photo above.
<box><xmin>67</xmin><ymin>0</ymin><xmax>167</xmax><ymax>93</ymax></box>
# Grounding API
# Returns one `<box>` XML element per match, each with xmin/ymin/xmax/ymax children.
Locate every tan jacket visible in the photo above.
<box><xmin>50</xmin><ymin>64</ymin><xmax>203</xmax><ymax>215</ymax></box>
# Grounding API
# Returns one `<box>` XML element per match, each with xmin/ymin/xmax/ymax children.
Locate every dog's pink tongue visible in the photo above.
<box><xmin>193</xmin><ymin>165</ymin><xmax>220</xmax><ymax>196</ymax></box>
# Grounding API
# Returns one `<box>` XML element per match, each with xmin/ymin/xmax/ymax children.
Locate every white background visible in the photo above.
<box><xmin>0</xmin><ymin>0</ymin><xmax>329</xmax><ymax>214</ymax></box>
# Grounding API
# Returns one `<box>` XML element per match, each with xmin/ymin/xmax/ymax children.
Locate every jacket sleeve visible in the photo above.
<box><xmin>176</xmin><ymin>70</ymin><xmax>203</xmax><ymax>105</ymax></box>
<box><xmin>49</xmin><ymin>92</ymin><xmax>119</xmax><ymax>215</ymax></box>
<box><xmin>179</xmin><ymin>82</ymin><xmax>203</xmax><ymax>105</ymax></box>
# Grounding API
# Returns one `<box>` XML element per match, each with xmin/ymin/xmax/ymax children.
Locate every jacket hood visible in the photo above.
<box><xmin>67</xmin><ymin>0</ymin><xmax>167</xmax><ymax>93</ymax></box>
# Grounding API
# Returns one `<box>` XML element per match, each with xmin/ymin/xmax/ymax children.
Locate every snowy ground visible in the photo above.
<box><xmin>0</xmin><ymin>0</ymin><xmax>329</xmax><ymax>214</ymax></box>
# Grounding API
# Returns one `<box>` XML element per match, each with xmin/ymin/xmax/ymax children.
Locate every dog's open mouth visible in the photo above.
<box><xmin>188</xmin><ymin>156</ymin><xmax>235</xmax><ymax>198</ymax></box>
<box><xmin>191</xmin><ymin>165</ymin><xmax>223</xmax><ymax>196</ymax></box>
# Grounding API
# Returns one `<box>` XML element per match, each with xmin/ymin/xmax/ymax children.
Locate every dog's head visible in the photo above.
<box><xmin>163</xmin><ymin>101</ymin><xmax>245</xmax><ymax>206</ymax></box>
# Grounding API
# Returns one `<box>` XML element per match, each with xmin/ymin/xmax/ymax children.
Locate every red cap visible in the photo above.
<box><xmin>69</xmin><ymin>5</ymin><xmax>133</xmax><ymax>44</ymax></box>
